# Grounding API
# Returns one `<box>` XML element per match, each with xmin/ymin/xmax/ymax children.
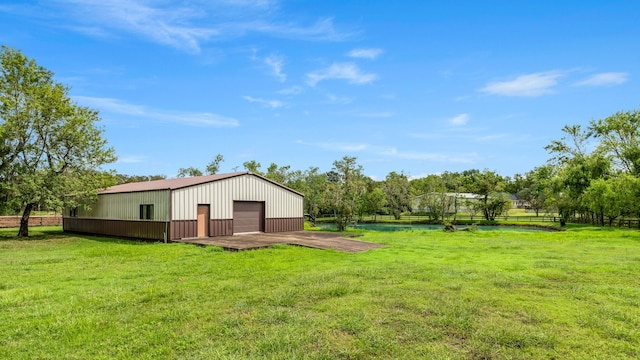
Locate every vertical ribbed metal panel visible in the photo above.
<box><xmin>63</xmin><ymin>218</ymin><xmax>166</xmax><ymax>240</ymax></box>
<box><xmin>264</xmin><ymin>218</ymin><xmax>304</xmax><ymax>232</ymax></box>
<box><xmin>170</xmin><ymin>174</ymin><xmax>303</xmax><ymax>221</ymax></box>
<box><xmin>76</xmin><ymin>190</ymin><xmax>170</xmax><ymax>221</ymax></box>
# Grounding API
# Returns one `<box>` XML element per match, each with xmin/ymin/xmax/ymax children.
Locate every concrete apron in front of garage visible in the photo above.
<box><xmin>173</xmin><ymin>231</ymin><xmax>385</xmax><ymax>253</ymax></box>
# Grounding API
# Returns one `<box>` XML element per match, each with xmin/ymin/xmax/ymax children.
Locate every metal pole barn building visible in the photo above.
<box><xmin>63</xmin><ymin>172</ymin><xmax>304</xmax><ymax>241</ymax></box>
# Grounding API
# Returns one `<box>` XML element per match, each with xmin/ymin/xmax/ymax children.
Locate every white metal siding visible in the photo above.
<box><xmin>171</xmin><ymin>174</ymin><xmax>303</xmax><ymax>220</ymax></box>
<box><xmin>75</xmin><ymin>190</ymin><xmax>170</xmax><ymax>221</ymax></box>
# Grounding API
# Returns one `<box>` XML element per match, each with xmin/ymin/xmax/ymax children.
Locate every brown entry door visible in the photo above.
<box><xmin>197</xmin><ymin>205</ymin><xmax>209</xmax><ymax>237</ymax></box>
<box><xmin>233</xmin><ymin>201</ymin><xmax>264</xmax><ymax>234</ymax></box>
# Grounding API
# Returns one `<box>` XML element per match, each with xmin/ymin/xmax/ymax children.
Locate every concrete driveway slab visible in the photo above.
<box><xmin>173</xmin><ymin>231</ymin><xmax>385</xmax><ymax>253</ymax></box>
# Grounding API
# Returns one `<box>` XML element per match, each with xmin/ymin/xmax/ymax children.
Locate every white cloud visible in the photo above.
<box><xmin>74</xmin><ymin>96</ymin><xmax>239</xmax><ymax>127</ymax></box>
<box><xmin>449</xmin><ymin>113</ymin><xmax>469</xmax><ymax>126</ymax></box>
<box><xmin>356</xmin><ymin>112</ymin><xmax>395</xmax><ymax>118</ymax></box>
<box><xmin>326</xmin><ymin>94</ymin><xmax>355</xmax><ymax>104</ymax></box>
<box><xmin>117</xmin><ymin>155</ymin><xmax>146</xmax><ymax>164</ymax></box>
<box><xmin>62</xmin><ymin>0</ymin><xmax>219</xmax><ymax>54</ymax></box>
<box><xmin>574</xmin><ymin>72</ymin><xmax>629</xmax><ymax>86</ymax></box>
<box><xmin>265</xmin><ymin>54</ymin><xmax>286</xmax><ymax>82</ymax></box>
<box><xmin>410</xmin><ymin>131</ymin><xmax>509</xmax><ymax>143</ymax></box>
<box><xmin>297</xmin><ymin>140</ymin><xmax>367</xmax><ymax>152</ymax></box>
<box><xmin>347</xmin><ymin>48</ymin><xmax>383</xmax><ymax>60</ymax></box>
<box><xmin>243</xmin><ymin>95</ymin><xmax>285</xmax><ymax>108</ymax></box>
<box><xmin>26</xmin><ymin>1</ymin><xmax>352</xmax><ymax>54</ymax></box>
<box><xmin>469</xmin><ymin>134</ymin><xmax>508</xmax><ymax>142</ymax></box>
<box><xmin>307</xmin><ymin>63</ymin><xmax>377</xmax><ymax>86</ymax></box>
<box><xmin>74</xmin><ymin>96</ymin><xmax>146</xmax><ymax>116</ymax></box>
<box><xmin>480</xmin><ymin>71</ymin><xmax>563</xmax><ymax>96</ymax></box>
<box><xmin>278</xmin><ymin>86</ymin><xmax>303</xmax><ymax>95</ymax></box>
<box><xmin>163</xmin><ymin>112</ymin><xmax>240</xmax><ymax>127</ymax></box>
<box><xmin>381</xmin><ymin>147</ymin><xmax>480</xmax><ymax>163</ymax></box>
<box><xmin>216</xmin><ymin>0</ymin><xmax>277</xmax><ymax>7</ymax></box>
<box><xmin>240</xmin><ymin>17</ymin><xmax>353</xmax><ymax>42</ymax></box>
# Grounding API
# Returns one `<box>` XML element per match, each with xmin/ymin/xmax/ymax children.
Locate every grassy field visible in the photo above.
<box><xmin>1</xmin><ymin>226</ymin><xmax>639</xmax><ymax>359</ymax></box>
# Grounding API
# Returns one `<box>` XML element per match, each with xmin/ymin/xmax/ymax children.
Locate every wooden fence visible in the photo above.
<box><xmin>319</xmin><ymin>214</ymin><xmax>560</xmax><ymax>223</ymax></box>
<box><xmin>318</xmin><ymin>213</ymin><xmax>640</xmax><ymax>229</ymax></box>
<box><xmin>616</xmin><ymin>219</ymin><xmax>640</xmax><ymax>229</ymax></box>
<box><xmin>0</xmin><ymin>215</ymin><xmax>63</xmax><ymax>228</ymax></box>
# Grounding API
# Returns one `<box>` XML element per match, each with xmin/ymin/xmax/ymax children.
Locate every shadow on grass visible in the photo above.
<box><xmin>0</xmin><ymin>226</ymin><xmax>66</xmax><ymax>241</ymax></box>
<box><xmin>0</xmin><ymin>226</ymin><xmax>162</xmax><ymax>246</ymax></box>
<box><xmin>76</xmin><ymin>233</ymin><xmax>165</xmax><ymax>246</ymax></box>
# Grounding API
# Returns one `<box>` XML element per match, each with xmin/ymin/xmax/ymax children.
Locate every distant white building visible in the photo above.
<box><xmin>411</xmin><ymin>192</ymin><xmax>483</xmax><ymax>214</ymax></box>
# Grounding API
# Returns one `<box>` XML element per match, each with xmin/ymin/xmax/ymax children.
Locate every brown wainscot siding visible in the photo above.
<box><xmin>170</xmin><ymin>220</ymin><xmax>197</xmax><ymax>240</ymax></box>
<box><xmin>210</xmin><ymin>219</ymin><xmax>233</xmax><ymax>237</ymax></box>
<box><xmin>63</xmin><ymin>218</ymin><xmax>166</xmax><ymax>240</ymax></box>
<box><xmin>265</xmin><ymin>217</ymin><xmax>304</xmax><ymax>233</ymax></box>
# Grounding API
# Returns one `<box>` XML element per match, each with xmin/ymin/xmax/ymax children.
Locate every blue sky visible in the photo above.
<box><xmin>1</xmin><ymin>1</ymin><xmax>638</xmax><ymax>180</ymax></box>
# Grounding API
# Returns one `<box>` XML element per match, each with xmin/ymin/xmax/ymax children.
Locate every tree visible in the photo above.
<box><xmin>264</xmin><ymin>163</ymin><xmax>291</xmax><ymax>184</ymax></box>
<box><xmin>242</xmin><ymin>160</ymin><xmax>262</xmax><ymax>174</ymax></box>
<box><xmin>382</xmin><ymin>171</ymin><xmax>411</xmax><ymax>220</ymax></box>
<box><xmin>559</xmin><ymin>154</ymin><xmax>611</xmax><ymax>222</ymax></box>
<box><xmin>583</xmin><ymin>175</ymin><xmax>640</xmax><ymax>226</ymax></box>
<box><xmin>459</xmin><ymin>169</ymin><xmax>482</xmax><ymax>192</ymax></box>
<box><xmin>299</xmin><ymin>167</ymin><xmax>328</xmax><ymax>217</ymax></box>
<box><xmin>361</xmin><ymin>187</ymin><xmax>386</xmax><ymax>221</ymax></box>
<box><xmin>545</xmin><ymin>124</ymin><xmax>592</xmax><ymax>164</ymax></box>
<box><xmin>518</xmin><ymin>165</ymin><xmax>553</xmax><ymax>216</ymax></box>
<box><xmin>0</xmin><ymin>46</ymin><xmax>116</xmax><ymax>236</ymax></box>
<box><xmin>176</xmin><ymin>153</ymin><xmax>224</xmax><ymax>177</ymax></box>
<box><xmin>483</xmin><ymin>192</ymin><xmax>512</xmax><ymax>221</ymax></box>
<box><xmin>504</xmin><ymin>173</ymin><xmax>526</xmax><ymax>196</ymax></box>
<box><xmin>589</xmin><ymin>108</ymin><xmax>640</xmax><ymax>175</ymax></box>
<box><xmin>115</xmin><ymin>174</ymin><xmax>166</xmax><ymax>184</ymax></box>
<box><xmin>327</xmin><ymin>156</ymin><xmax>366</xmax><ymax>231</ymax></box>
<box><xmin>206</xmin><ymin>154</ymin><xmax>224</xmax><ymax>175</ymax></box>
<box><xmin>418</xmin><ymin>192</ymin><xmax>453</xmax><ymax>222</ymax></box>
<box><xmin>545</xmin><ymin>124</ymin><xmax>611</xmax><ymax>223</ymax></box>
<box><xmin>412</xmin><ymin>174</ymin><xmax>450</xmax><ymax>221</ymax></box>
<box><xmin>463</xmin><ymin>169</ymin><xmax>509</xmax><ymax>221</ymax></box>
<box><xmin>177</xmin><ymin>167</ymin><xmax>203</xmax><ymax>177</ymax></box>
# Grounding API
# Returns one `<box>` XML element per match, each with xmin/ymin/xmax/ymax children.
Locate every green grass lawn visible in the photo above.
<box><xmin>1</xmin><ymin>226</ymin><xmax>639</xmax><ymax>359</ymax></box>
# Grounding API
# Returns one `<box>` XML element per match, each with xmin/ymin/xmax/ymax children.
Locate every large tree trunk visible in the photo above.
<box><xmin>18</xmin><ymin>203</ymin><xmax>35</xmax><ymax>237</ymax></box>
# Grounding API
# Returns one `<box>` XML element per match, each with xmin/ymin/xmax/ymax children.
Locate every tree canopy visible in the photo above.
<box><xmin>381</xmin><ymin>171</ymin><xmax>410</xmax><ymax>220</ymax></box>
<box><xmin>327</xmin><ymin>156</ymin><xmax>366</xmax><ymax>231</ymax></box>
<box><xmin>0</xmin><ymin>46</ymin><xmax>116</xmax><ymax>236</ymax></box>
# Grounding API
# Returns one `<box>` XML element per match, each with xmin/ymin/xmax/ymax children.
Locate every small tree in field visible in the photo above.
<box><xmin>362</xmin><ymin>187</ymin><xmax>386</xmax><ymax>221</ymax></box>
<box><xmin>382</xmin><ymin>171</ymin><xmax>410</xmax><ymax>220</ymax></box>
<box><xmin>327</xmin><ymin>156</ymin><xmax>366</xmax><ymax>231</ymax></box>
<box><xmin>0</xmin><ymin>46</ymin><xmax>116</xmax><ymax>236</ymax></box>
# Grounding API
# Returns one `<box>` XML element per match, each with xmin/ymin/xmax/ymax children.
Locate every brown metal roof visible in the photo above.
<box><xmin>101</xmin><ymin>171</ymin><xmax>304</xmax><ymax>196</ymax></box>
<box><xmin>101</xmin><ymin>172</ymin><xmax>248</xmax><ymax>194</ymax></box>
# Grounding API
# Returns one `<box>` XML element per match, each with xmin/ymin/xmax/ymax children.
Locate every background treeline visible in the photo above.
<box><xmin>110</xmin><ymin>108</ymin><xmax>640</xmax><ymax>229</ymax></box>
<box><xmin>3</xmin><ymin>108</ymin><xmax>639</xmax><ymax>229</ymax></box>
<box><xmin>5</xmin><ymin>108</ymin><xmax>640</xmax><ymax>228</ymax></box>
